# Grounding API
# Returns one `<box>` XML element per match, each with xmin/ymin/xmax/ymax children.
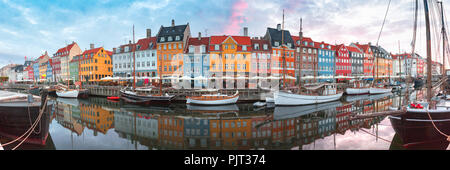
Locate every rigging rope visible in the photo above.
<box><xmin>426</xmin><ymin>109</ymin><xmax>450</xmax><ymax>142</ymax></box>
<box><xmin>0</xmin><ymin>97</ymin><xmax>48</xmax><ymax>149</ymax></box>
<box><xmin>376</xmin><ymin>0</ymin><xmax>392</xmax><ymax>47</ymax></box>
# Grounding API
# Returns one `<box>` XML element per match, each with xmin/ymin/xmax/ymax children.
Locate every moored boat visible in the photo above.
<box><xmin>346</xmin><ymin>88</ymin><xmax>370</xmax><ymax>95</ymax></box>
<box><xmin>56</xmin><ymin>89</ymin><xmax>79</xmax><ymax>98</ymax></box>
<box><xmin>120</xmin><ymin>89</ymin><xmax>175</xmax><ymax>106</ymax></box>
<box><xmin>275</xmin><ymin>83</ymin><xmax>343</xmax><ymax>106</ymax></box>
<box><xmin>186</xmin><ymin>91</ymin><xmax>239</xmax><ymax>105</ymax></box>
<box><xmin>369</xmin><ymin>87</ymin><xmax>392</xmax><ymax>94</ymax></box>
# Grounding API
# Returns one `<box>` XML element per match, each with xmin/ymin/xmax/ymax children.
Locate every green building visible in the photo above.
<box><xmin>69</xmin><ymin>55</ymin><xmax>80</xmax><ymax>82</ymax></box>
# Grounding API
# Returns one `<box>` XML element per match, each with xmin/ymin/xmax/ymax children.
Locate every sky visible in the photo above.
<box><xmin>1</xmin><ymin>0</ymin><xmax>450</xmax><ymax>68</ymax></box>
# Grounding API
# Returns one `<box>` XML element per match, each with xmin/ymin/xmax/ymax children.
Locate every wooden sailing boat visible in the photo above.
<box><xmin>120</xmin><ymin>25</ymin><xmax>175</xmax><ymax>106</ymax></box>
<box><xmin>390</xmin><ymin>0</ymin><xmax>450</xmax><ymax>118</ymax></box>
<box><xmin>275</xmin><ymin>13</ymin><xmax>343</xmax><ymax>106</ymax></box>
<box><xmin>57</xmin><ymin>44</ymin><xmax>79</xmax><ymax>98</ymax></box>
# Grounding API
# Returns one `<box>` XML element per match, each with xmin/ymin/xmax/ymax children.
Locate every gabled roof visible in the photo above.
<box><xmin>315</xmin><ymin>41</ymin><xmax>334</xmax><ymax>50</ymax></box>
<box><xmin>157</xmin><ymin>24</ymin><xmax>189</xmax><ymax>43</ymax></box>
<box><xmin>209</xmin><ymin>36</ymin><xmax>252</xmax><ymax>52</ymax></box>
<box><xmin>55</xmin><ymin>42</ymin><xmax>77</xmax><ymax>56</ymax></box>
<box><xmin>136</xmin><ymin>37</ymin><xmax>157</xmax><ymax>51</ymax></box>
<box><xmin>266</xmin><ymin>27</ymin><xmax>294</xmax><ymax>49</ymax></box>
<box><xmin>353</xmin><ymin>43</ymin><xmax>371</xmax><ymax>53</ymax></box>
<box><xmin>333</xmin><ymin>44</ymin><xmax>348</xmax><ymax>52</ymax></box>
<box><xmin>346</xmin><ymin>46</ymin><xmax>363</xmax><ymax>53</ymax></box>
<box><xmin>185</xmin><ymin>37</ymin><xmax>210</xmax><ymax>53</ymax></box>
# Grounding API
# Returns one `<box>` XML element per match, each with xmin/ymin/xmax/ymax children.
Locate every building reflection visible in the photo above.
<box><xmin>49</xmin><ymin>94</ymin><xmax>397</xmax><ymax>150</ymax></box>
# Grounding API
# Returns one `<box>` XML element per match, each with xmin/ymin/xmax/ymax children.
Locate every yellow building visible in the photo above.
<box><xmin>156</xmin><ymin>20</ymin><xmax>190</xmax><ymax>81</ymax></box>
<box><xmin>38</xmin><ymin>51</ymin><xmax>50</xmax><ymax>81</ymax></box>
<box><xmin>209</xmin><ymin>36</ymin><xmax>252</xmax><ymax>88</ymax></box>
<box><xmin>79</xmin><ymin>100</ymin><xmax>114</xmax><ymax>135</ymax></box>
<box><xmin>79</xmin><ymin>46</ymin><xmax>113</xmax><ymax>82</ymax></box>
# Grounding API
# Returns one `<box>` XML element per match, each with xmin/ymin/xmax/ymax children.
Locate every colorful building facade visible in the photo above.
<box><xmin>79</xmin><ymin>47</ymin><xmax>113</xmax><ymax>82</ymax></box>
<box><xmin>183</xmin><ymin>34</ymin><xmax>210</xmax><ymax>88</ymax></box>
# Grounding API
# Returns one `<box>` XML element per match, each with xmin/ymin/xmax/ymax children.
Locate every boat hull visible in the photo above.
<box><xmin>274</xmin><ymin>91</ymin><xmax>343</xmax><ymax>106</ymax></box>
<box><xmin>345</xmin><ymin>88</ymin><xmax>370</xmax><ymax>95</ymax></box>
<box><xmin>369</xmin><ymin>87</ymin><xmax>392</xmax><ymax>94</ymax></box>
<box><xmin>389</xmin><ymin>114</ymin><xmax>450</xmax><ymax>149</ymax></box>
<box><xmin>120</xmin><ymin>91</ymin><xmax>175</xmax><ymax>106</ymax></box>
<box><xmin>56</xmin><ymin>90</ymin><xmax>79</xmax><ymax>98</ymax></box>
<box><xmin>187</xmin><ymin>95</ymin><xmax>239</xmax><ymax>105</ymax></box>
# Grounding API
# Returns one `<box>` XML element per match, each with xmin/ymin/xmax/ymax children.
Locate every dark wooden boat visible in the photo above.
<box><xmin>120</xmin><ymin>90</ymin><xmax>175</xmax><ymax>106</ymax></box>
<box><xmin>389</xmin><ymin>115</ymin><xmax>450</xmax><ymax>150</ymax></box>
<box><xmin>0</xmin><ymin>90</ymin><xmax>52</xmax><ymax>148</ymax></box>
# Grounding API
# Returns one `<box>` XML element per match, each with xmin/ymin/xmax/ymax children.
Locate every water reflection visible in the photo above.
<box><xmin>4</xmin><ymin>88</ymin><xmax>448</xmax><ymax>150</ymax></box>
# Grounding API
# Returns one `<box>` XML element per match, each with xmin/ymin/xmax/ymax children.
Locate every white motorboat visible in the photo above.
<box><xmin>186</xmin><ymin>91</ymin><xmax>239</xmax><ymax>105</ymax></box>
<box><xmin>56</xmin><ymin>89</ymin><xmax>79</xmax><ymax>98</ymax></box>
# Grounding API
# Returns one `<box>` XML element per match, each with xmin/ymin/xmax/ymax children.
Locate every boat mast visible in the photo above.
<box><xmin>282</xmin><ymin>9</ymin><xmax>286</xmax><ymax>89</ymax></box>
<box><xmin>133</xmin><ymin>25</ymin><xmax>136</xmax><ymax>92</ymax></box>
<box><xmin>439</xmin><ymin>1</ymin><xmax>446</xmax><ymax>83</ymax></box>
<box><xmin>299</xmin><ymin>18</ymin><xmax>303</xmax><ymax>90</ymax></box>
<box><xmin>423</xmin><ymin>0</ymin><xmax>433</xmax><ymax>104</ymax></box>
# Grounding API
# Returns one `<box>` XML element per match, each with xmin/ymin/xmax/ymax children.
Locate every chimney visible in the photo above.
<box><xmin>129</xmin><ymin>40</ymin><xmax>131</xmax><ymax>44</ymax></box>
<box><xmin>90</xmin><ymin>43</ymin><xmax>94</xmax><ymax>49</ymax></box>
<box><xmin>113</xmin><ymin>48</ymin><xmax>117</xmax><ymax>54</ymax></box>
<box><xmin>147</xmin><ymin>29</ymin><xmax>151</xmax><ymax>38</ymax></box>
<box><xmin>243</xmin><ymin>27</ymin><xmax>248</xmax><ymax>36</ymax></box>
<box><xmin>277</xmin><ymin>24</ymin><xmax>281</xmax><ymax>31</ymax></box>
<box><xmin>198</xmin><ymin>32</ymin><xmax>201</xmax><ymax>40</ymax></box>
<box><xmin>171</xmin><ymin>19</ymin><xmax>175</xmax><ymax>27</ymax></box>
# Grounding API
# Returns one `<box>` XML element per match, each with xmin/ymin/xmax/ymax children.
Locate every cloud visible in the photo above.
<box><xmin>2</xmin><ymin>0</ymin><xmax>37</xmax><ymax>25</ymax></box>
<box><xmin>223</xmin><ymin>0</ymin><xmax>248</xmax><ymax>35</ymax></box>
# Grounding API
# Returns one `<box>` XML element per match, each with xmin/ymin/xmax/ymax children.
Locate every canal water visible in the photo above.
<box><xmin>1</xmin><ymin>88</ymin><xmax>449</xmax><ymax>150</ymax></box>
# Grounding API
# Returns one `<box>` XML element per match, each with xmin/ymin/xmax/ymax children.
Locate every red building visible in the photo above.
<box><xmin>334</xmin><ymin>44</ymin><xmax>351</xmax><ymax>82</ymax></box>
<box><xmin>353</xmin><ymin>43</ymin><xmax>374</xmax><ymax>78</ymax></box>
<box><xmin>26</xmin><ymin>65</ymin><xmax>34</xmax><ymax>81</ymax></box>
<box><xmin>291</xmin><ymin>36</ymin><xmax>319</xmax><ymax>84</ymax></box>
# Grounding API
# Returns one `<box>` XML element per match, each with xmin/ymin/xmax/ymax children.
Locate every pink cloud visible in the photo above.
<box><xmin>223</xmin><ymin>0</ymin><xmax>248</xmax><ymax>35</ymax></box>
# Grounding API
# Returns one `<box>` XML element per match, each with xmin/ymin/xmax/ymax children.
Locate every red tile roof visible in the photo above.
<box><xmin>209</xmin><ymin>35</ymin><xmax>252</xmax><ymax>52</ymax></box>
<box><xmin>346</xmin><ymin>46</ymin><xmax>362</xmax><ymax>53</ymax></box>
<box><xmin>136</xmin><ymin>37</ymin><xmax>157</xmax><ymax>51</ymax></box>
<box><xmin>55</xmin><ymin>42</ymin><xmax>77</xmax><ymax>56</ymax></box>
<box><xmin>185</xmin><ymin>37</ymin><xmax>210</xmax><ymax>53</ymax></box>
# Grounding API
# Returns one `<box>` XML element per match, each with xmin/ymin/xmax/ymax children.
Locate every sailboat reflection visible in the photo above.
<box><xmin>274</xmin><ymin>101</ymin><xmax>343</xmax><ymax>120</ymax></box>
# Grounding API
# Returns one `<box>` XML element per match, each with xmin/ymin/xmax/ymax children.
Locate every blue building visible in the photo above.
<box><xmin>46</xmin><ymin>61</ymin><xmax>53</xmax><ymax>82</ymax></box>
<box><xmin>33</xmin><ymin>62</ymin><xmax>39</xmax><ymax>82</ymax></box>
<box><xmin>317</xmin><ymin>42</ymin><xmax>335</xmax><ymax>82</ymax></box>
<box><xmin>183</xmin><ymin>35</ymin><xmax>210</xmax><ymax>89</ymax></box>
<box><xmin>183</xmin><ymin>117</ymin><xmax>210</xmax><ymax>148</ymax></box>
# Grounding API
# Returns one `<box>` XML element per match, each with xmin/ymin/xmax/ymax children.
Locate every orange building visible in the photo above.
<box><xmin>209</xmin><ymin>117</ymin><xmax>252</xmax><ymax>149</ymax></box>
<box><xmin>156</xmin><ymin>20</ymin><xmax>190</xmax><ymax>82</ymax></box>
<box><xmin>158</xmin><ymin>115</ymin><xmax>184</xmax><ymax>149</ymax></box>
<box><xmin>209</xmin><ymin>35</ymin><xmax>252</xmax><ymax>89</ymax></box>
<box><xmin>263</xmin><ymin>24</ymin><xmax>296</xmax><ymax>87</ymax></box>
<box><xmin>79</xmin><ymin>46</ymin><xmax>113</xmax><ymax>82</ymax></box>
<box><xmin>79</xmin><ymin>100</ymin><xmax>115</xmax><ymax>135</ymax></box>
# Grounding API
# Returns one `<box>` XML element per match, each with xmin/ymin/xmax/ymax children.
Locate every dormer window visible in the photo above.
<box><xmin>297</xmin><ymin>41</ymin><xmax>300</xmax><ymax>45</ymax></box>
<box><xmin>149</xmin><ymin>42</ymin><xmax>153</xmax><ymax>49</ymax></box>
<box><xmin>263</xmin><ymin>44</ymin><xmax>268</xmax><ymax>50</ymax></box>
<box><xmin>189</xmin><ymin>45</ymin><xmax>194</xmax><ymax>53</ymax></box>
<box><xmin>215</xmin><ymin>45</ymin><xmax>219</xmax><ymax>51</ymax></box>
<box><xmin>168</xmin><ymin>36</ymin><xmax>173</xmax><ymax>41</ymax></box>
<box><xmin>274</xmin><ymin>41</ymin><xmax>279</xmax><ymax>46</ymax></box>
<box><xmin>160</xmin><ymin>37</ymin><xmax>165</xmax><ymax>42</ymax></box>
<box><xmin>304</xmin><ymin>41</ymin><xmax>308</xmax><ymax>46</ymax></box>
<box><xmin>254</xmin><ymin>43</ymin><xmax>259</xmax><ymax>50</ymax></box>
<box><xmin>175</xmin><ymin>36</ymin><xmax>180</xmax><ymax>41</ymax></box>
<box><xmin>242</xmin><ymin>45</ymin><xmax>247</xmax><ymax>51</ymax></box>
